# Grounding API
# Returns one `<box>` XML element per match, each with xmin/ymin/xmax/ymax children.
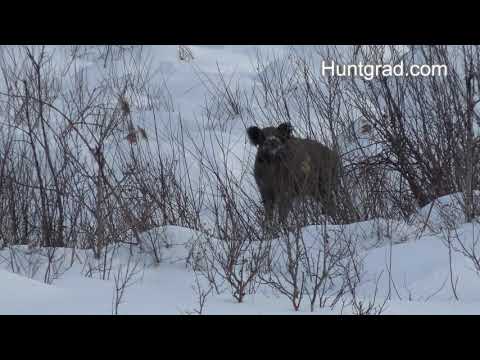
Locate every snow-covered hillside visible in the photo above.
<box><xmin>2</xmin><ymin>215</ymin><xmax>480</xmax><ymax>314</ymax></box>
<box><xmin>1</xmin><ymin>45</ymin><xmax>480</xmax><ymax>314</ymax></box>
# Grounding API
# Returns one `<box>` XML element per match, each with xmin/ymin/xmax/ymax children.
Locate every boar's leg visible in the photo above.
<box><xmin>278</xmin><ymin>197</ymin><xmax>292</xmax><ymax>227</ymax></box>
<box><xmin>259</xmin><ymin>188</ymin><xmax>275</xmax><ymax>226</ymax></box>
<box><xmin>323</xmin><ymin>193</ymin><xmax>337</xmax><ymax>220</ymax></box>
<box><xmin>318</xmin><ymin>181</ymin><xmax>337</xmax><ymax>221</ymax></box>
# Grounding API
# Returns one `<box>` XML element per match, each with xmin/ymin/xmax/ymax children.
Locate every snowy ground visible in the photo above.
<box><xmin>1</xmin><ymin>45</ymin><xmax>480</xmax><ymax>314</ymax></box>
<box><xmin>2</xmin><ymin>215</ymin><xmax>480</xmax><ymax>314</ymax></box>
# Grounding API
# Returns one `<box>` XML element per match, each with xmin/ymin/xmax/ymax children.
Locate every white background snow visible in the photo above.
<box><xmin>1</xmin><ymin>45</ymin><xmax>480</xmax><ymax>314</ymax></box>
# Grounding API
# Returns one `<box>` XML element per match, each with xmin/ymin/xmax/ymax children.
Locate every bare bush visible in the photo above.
<box><xmin>187</xmin><ymin>273</ymin><xmax>213</xmax><ymax>315</ymax></box>
<box><xmin>112</xmin><ymin>249</ymin><xmax>144</xmax><ymax>315</ymax></box>
<box><xmin>0</xmin><ymin>245</ymin><xmax>73</xmax><ymax>284</ymax></box>
<box><xmin>0</xmin><ymin>45</ymin><xmax>202</xmax><ymax>269</ymax></box>
<box><xmin>443</xmin><ymin>221</ymin><xmax>480</xmax><ymax>279</ymax></box>
<box><xmin>259</xmin><ymin>213</ymin><xmax>360</xmax><ymax>312</ymax></box>
<box><xmin>195</xmin><ymin>199</ymin><xmax>271</xmax><ymax>303</ymax></box>
<box><xmin>178</xmin><ymin>46</ymin><xmax>194</xmax><ymax>62</ymax></box>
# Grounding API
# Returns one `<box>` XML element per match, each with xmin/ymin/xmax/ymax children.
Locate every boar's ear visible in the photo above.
<box><xmin>247</xmin><ymin>126</ymin><xmax>265</xmax><ymax>146</ymax></box>
<box><xmin>278</xmin><ymin>122</ymin><xmax>293</xmax><ymax>140</ymax></box>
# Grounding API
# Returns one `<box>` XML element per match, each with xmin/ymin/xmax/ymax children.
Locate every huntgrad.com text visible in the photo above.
<box><xmin>321</xmin><ymin>60</ymin><xmax>448</xmax><ymax>80</ymax></box>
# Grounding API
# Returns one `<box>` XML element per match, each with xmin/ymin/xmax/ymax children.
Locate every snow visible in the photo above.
<box><xmin>2</xmin><ymin>45</ymin><xmax>480</xmax><ymax>314</ymax></box>
<box><xmin>2</xmin><ymin>218</ymin><xmax>480</xmax><ymax>314</ymax></box>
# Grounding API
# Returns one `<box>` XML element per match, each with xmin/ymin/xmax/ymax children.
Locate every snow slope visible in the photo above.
<box><xmin>1</xmin><ymin>45</ymin><xmax>480</xmax><ymax>314</ymax></box>
<box><xmin>2</xmin><ymin>219</ymin><xmax>480</xmax><ymax>314</ymax></box>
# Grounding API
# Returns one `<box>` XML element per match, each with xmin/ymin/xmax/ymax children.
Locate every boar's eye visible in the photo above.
<box><xmin>277</xmin><ymin>122</ymin><xmax>293</xmax><ymax>140</ymax></box>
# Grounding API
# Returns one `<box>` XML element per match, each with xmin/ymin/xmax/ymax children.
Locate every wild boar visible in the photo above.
<box><xmin>247</xmin><ymin>122</ymin><xmax>340</xmax><ymax>224</ymax></box>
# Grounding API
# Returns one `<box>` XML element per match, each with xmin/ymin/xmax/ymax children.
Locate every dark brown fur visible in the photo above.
<box><xmin>247</xmin><ymin>123</ymin><xmax>340</xmax><ymax>224</ymax></box>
